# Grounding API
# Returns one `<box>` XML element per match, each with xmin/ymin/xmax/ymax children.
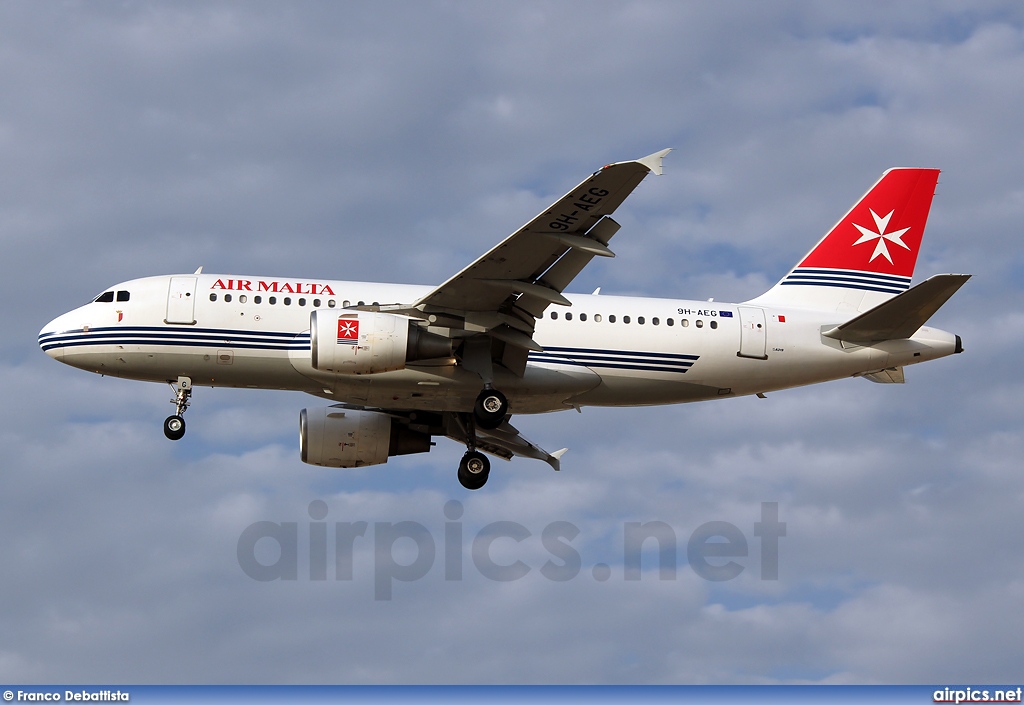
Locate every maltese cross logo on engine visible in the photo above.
<box><xmin>337</xmin><ymin>319</ymin><xmax>359</xmax><ymax>343</ymax></box>
<box><xmin>851</xmin><ymin>209</ymin><xmax>911</xmax><ymax>264</ymax></box>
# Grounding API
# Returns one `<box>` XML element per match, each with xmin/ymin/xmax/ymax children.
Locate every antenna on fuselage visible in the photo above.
<box><xmin>194</xmin><ymin>266</ymin><xmax>203</xmax><ymax>274</ymax></box>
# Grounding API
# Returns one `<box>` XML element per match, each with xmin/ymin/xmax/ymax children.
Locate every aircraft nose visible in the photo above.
<box><xmin>39</xmin><ymin>316</ymin><xmax>67</xmax><ymax>361</ymax></box>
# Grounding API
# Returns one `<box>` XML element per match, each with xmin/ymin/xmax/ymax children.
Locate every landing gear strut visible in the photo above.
<box><xmin>164</xmin><ymin>376</ymin><xmax>192</xmax><ymax>441</ymax></box>
<box><xmin>453</xmin><ymin>377</ymin><xmax>508</xmax><ymax>488</ymax></box>
<box><xmin>455</xmin><ymin>409</ymin><xmax>493</xmax><ymax>490</ymax></box>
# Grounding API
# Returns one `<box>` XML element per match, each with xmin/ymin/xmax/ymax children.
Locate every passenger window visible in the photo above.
<box><xmin>239</xmin><ymin>295</ymin><xmax>247</xmax><ymax>304</ymax></box>
<box><xmin>566</xmin><ymin>312</ymin><xmax>573</xmax><ymax>321</ymax></box>
<box><xmin>667</xmin><ymin>318</ymin><xmax>674</xmax><ymax>327</ymax></box>
<box><xmin>284</xmin><ymin>297</ymin><xmax>292</xmax><ymax>306</ymax></box>
<box><xmin>551</xmin><ymin>311</ymin><xmax>558</xmax><ymax>320</ymax></box>
<box><xmin>298</xmin><ymin>298</ymin><xmax>306</xmax><ymax>307</ymax></box>
<box><xmin>116</xmin><ymin>291</ymin><xmax>130</xmax><ymax>302</ymax></box>
<box><xmin>652</xmin><ymin>317</ymin><xmax>659</xmax><ymax>326</ymax></box>
<box><xmin>94</xmin><ymin>291</ymin><xmax>114</xmax><ymax>303</ymax></box>
<box><xmin>357</xmin><ymin>301</ymin><xmax>365</xmax><ymax>306</ymax></box>
<box><xmin>638</xmin><ymin>316</ymin><xmax>645</xmax><ymax>325</ymax></box>
<box><xmin>254</xmin><ymin>295</ymin><xmax>262</xmax><ymax>304</ymax></box>
<box><xmin>681</xmin><ymin>319</ymin><xmax>689</xmax><ymax>327</ymax></box>
<box><xmin>594</xmin><ymin>314</ymin><xmax>602</xmax><ymax>322</ymax></box>
<box><xmin>623</xmin><ymin>315</ymin><xmax>630</xmax><ymax>324</ymax></box>
<box><xmin>609</xmin><ymin>315</ymin><xmax>616</xmax><ymax>323</ymax></box>
<box><xmin>343</xmin><ymin>300</ymin><xmax>351</xmax><ymax>307</ymax></box>
<box><xmin>269</xmin><ymin>296</ymin><xmax>277</xmax><ymax>305</ymax></box>
<box><xmin>209</xmin><ymin>293</ymin><xmax>217</xmax><ymax>302</ymax></box>
<box><xmin>580</xmin><ymin>313</ymin><xmax>587</xmax><ymax>321</ymax></box>
<box><xmin>224</xmin><ymin>294</ymin><xmax>232</xmax><ymax>303</ymax></box>
<box><xmin>696</xmin><ymin>319</ymin><xmax>704</xmax><ymax>328</ymax></box>
<box><xmin>710</xmin><ymin>320</ymin><xmax>718</xmax><ymax>329</ymax></box>
<box><xmin>328</xmin><ymin>300</ymin><xmax>336</xmax><ymax>308</ymax></box>
<box><xmin>313</xmin><ymin>298</ymin><xmax>321</xmax><ymax>308</ymax></box>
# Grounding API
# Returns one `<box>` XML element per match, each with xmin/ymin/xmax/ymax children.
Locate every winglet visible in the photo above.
<box><xmin>547</xmin><ymin>447</ymin><xmax>569</xmax><ymax>472</ymax></box>
<box><xmin>635</xmin><ymin>148</ymin><xmax>672</xmax><ymax>176</ymax></box>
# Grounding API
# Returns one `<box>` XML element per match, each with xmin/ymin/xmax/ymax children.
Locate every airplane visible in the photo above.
<box><xmin>39</xmin><ymin>150</ymin><xmax>969</xmax><ymax>489</ymax></box>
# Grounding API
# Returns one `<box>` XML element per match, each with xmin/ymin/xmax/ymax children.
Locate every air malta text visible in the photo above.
<box><xmin>211</xmin><ymin>279</ymin><xmax>336</xmax><ymax>296</ymax></box>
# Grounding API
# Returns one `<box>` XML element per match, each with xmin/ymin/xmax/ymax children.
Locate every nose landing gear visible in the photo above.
<box><xmin>163</xmin><ymin>376</ymin><xmax>192</xmax><ymax>441</ymax></box>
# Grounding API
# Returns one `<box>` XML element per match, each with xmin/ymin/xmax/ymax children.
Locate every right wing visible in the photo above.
<box><xmin>413</xmin><ymin>148</ymin><xmax>671</xmax><ymax>320</ymax></box>
<box><xmin>380</xmin><ymin>150</ymin><xmax>670</xmax><ymax>376</ymax></box>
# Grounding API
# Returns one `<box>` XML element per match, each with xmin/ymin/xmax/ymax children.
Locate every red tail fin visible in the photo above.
<box><xmin>752</xmin><ymin>168</ymin><xmax>940</xmax><ymax>309</ymax></box>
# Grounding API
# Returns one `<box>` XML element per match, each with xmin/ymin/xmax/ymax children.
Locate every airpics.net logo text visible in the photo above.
<box><xmin>236</xmin><ymin>500</ymin><xmax>786</xmax><ymax>600</ymax></box>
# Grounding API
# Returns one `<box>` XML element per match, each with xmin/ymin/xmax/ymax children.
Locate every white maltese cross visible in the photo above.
<box><xmin>852</xmin><ymin>209</ymin><xmax>911</xmax><ymax>264</ymax></box>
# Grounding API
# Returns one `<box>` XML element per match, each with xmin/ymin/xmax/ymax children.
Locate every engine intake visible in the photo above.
<box><xmin>310</xmin><ymin>310</ymin><xmax>451</xmax><ymax>374</ymax></box>
<box><xmin>299</xmin><ymin>407</ymin><xmax>431</xmax><ymax>468</ymax></box>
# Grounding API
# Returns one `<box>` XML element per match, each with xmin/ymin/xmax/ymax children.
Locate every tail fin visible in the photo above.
<box><xmin>750</xmin><ymin>168</ymin><xmax>941</xmax><ymax>312</ymax></box>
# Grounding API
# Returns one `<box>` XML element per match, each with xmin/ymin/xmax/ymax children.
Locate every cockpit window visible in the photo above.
<box><xmin>94</xmin><ymin>291</ymin><xmax>115</xmax><ymax>303</ymax></box>
<box><xmin>116</xmin><ymin>291</ymin><xmax>130</xmax><ymax>302</ymax></box>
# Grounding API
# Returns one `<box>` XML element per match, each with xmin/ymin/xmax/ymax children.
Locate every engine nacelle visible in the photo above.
<box><xmin>299</xmin><ymin>407</ymin><xmax>431</xmax><ymax>468</ymax></box>
<box><xmin>310</xmin><ymin>310</ymin><xmax>451</xmax><ymax>375</ymax></box>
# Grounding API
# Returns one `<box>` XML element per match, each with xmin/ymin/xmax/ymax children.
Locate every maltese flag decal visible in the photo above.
<box><xmin>337</xmin><ymin>318</ymin><xmax>359</xmax><ymax>345</ymax></box>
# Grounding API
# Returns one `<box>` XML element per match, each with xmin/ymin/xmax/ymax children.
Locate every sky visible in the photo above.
<box><xmin>2</xmin><ymin>0</ymin><xmax>1024</xmax><ymax>685</ymax></box>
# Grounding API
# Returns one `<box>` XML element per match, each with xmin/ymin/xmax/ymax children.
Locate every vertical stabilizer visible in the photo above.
<box><xmin>749</xmin><ymin>168</ymin><xmax>940</xmax><ymax>312</ymax></box>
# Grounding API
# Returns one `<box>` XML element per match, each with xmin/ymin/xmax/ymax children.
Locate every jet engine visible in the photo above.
<box><xmin>299</xmin><ymin>407</ymin><xmax>432</xmax><ymax>468</ymax></box>
<box><xmin>310</xmin><ymin>310</ymin><xmax>451</xmax><ymax>375</ymax></box>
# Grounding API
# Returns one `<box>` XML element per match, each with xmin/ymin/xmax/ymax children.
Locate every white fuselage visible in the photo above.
<box><xmin>39</xmin><ymin>273</ymin><xmax>960</xmax><ymax>414</ymax></box>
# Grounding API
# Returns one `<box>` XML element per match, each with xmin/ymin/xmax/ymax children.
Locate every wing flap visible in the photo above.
<box><xmin>515</xmin><ymin>217</ymin><xmax>623</xmax><ymax>318</ymax></box>
<box><xmin>822</xmin><ymin>273</ymin><xmax>970</xmax><ymax>343</ymax></box>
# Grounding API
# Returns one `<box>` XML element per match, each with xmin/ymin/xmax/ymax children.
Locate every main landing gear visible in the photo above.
<box><xmin>163</xmin><ymin>376</ymin><xmax>192</xmax><ymax>441</ymax></box>
<box><xmin>456</xmin><ymin>388</ymin><xmax>509</xmax><ymax>490</ymax></box>
<box><xmin>473</xmin><ymin>387</ymin><xmax>508</xmax><ymax>430</ymax></box>
<box><xmin>458</xmin><ymin>449</ymin><xmax>490</xmax><ymax>491</ymax></box>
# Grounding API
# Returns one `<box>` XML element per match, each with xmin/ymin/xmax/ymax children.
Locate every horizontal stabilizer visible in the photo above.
<box><xmin>823</xmin><ymin>273</ymin><xmax>970</xmax><ymax>344</ymax></box>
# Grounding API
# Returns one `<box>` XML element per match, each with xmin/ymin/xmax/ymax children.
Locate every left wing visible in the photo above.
<box><xmin>388</xmin><ymin>149</ymin><xmax>670</xmax><ymax>375</ymax></box>
<box><xmin>444</xmin><ymin>414</ymin><xmax>568</xmax><ymax>471</ymax></box>
<box><xmin>345</xmin><ymin>405</ymin><xmax>569</xmax><ymax>471</ymax></box>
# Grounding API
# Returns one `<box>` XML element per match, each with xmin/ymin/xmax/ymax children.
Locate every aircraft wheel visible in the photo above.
<box><xmin>163</xmin><ymin>415</ymin><xmax>186</xmax><ymax>441</ymax></box>
<box><xmin>457</xmin><ymin>450</ymin><xmax>490</xmax><ymax>490</ymax></box>
<box><xmin>473</xmin><ymin>389</ymin><xmax>508</xmax><ymax>430</ymax></box>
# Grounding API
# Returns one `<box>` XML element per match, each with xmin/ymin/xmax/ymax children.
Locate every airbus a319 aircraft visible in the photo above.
<box><xmin>39</xmin><ymin>150</ymin><xmax>969</xmax><ymax>489</ymax></box>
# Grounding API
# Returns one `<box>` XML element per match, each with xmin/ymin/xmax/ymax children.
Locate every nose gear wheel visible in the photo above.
<box><xmin>163</xmin><ymin>376</ymin><xmax>192</xmax><ymax>441</ymax></box>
